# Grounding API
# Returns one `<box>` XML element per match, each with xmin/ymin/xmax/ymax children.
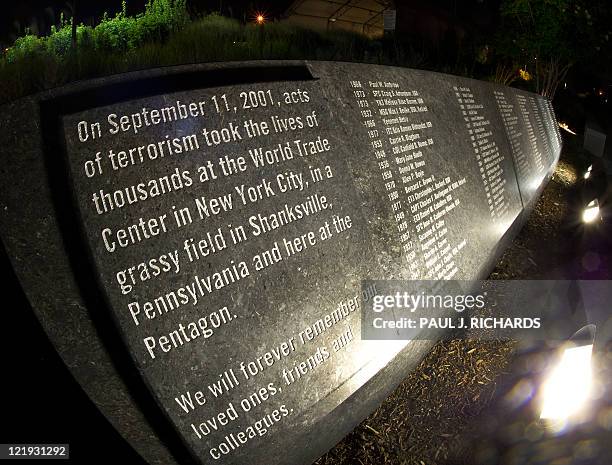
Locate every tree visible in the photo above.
<box><xmin>494</xmin><ymin>0</ymin><xmax>611</xmax><ymax>99</ymax></box>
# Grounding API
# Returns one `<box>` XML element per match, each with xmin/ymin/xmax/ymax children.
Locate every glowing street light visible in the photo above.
<box><xmin>582</xmin><ymin>199</ymin><xmax>601</xmax><ymax>223</ymax></box>
<box><xmin>584</xmin><ymin>164</ymin><xmax>593</xmax><ymax>179</ymax></box>
<box><xmin>254</xmin><ymin>12</ymin><xmax>266</xmax><ymax>56</ymax></box>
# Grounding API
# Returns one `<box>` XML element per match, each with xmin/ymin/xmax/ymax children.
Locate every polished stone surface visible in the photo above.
<box><xmin>0</xmin><ymin>61</ymin><xmax>561</xmax><ymax>465</ymax></box>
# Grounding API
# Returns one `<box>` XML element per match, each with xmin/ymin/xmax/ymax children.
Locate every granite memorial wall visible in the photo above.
<box><xmin>0</xmin><ymin>61</ymin><xmax>561</xmax><ymax>465</ymax></box>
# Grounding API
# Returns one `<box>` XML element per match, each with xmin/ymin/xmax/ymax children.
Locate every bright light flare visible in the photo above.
<box><xmin>256</xmin><ymin>14</ymin><xmax>265</xmax><ymax>24</ymax></box>
<box><xmin>584</xmin><ymin>165</ymin><xmax>592</xmax><ymax>179</ymax></box>
<box><xmin>582</xmin><ymin>199</ymin><xmax>601</xmax><ymax>223</ymax></box>
<box><xmin>540</xmin><ymin>344</ymin><xmax>593</xmax><ymax>421</ymax></box>
<box><xmin>559</xmin><ymin>122</ymin><xmax>576</xmax><ymax>135</ymax></box>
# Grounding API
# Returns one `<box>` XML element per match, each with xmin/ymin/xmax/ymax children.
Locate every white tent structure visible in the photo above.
<box><xmin>283</xmin><ymin>0</ymin><xmax>395</xmax><ymax>38</ymax></box>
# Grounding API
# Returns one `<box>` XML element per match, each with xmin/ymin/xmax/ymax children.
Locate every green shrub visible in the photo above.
<box><xmin>5</xmin><ymin>34</ymin><xmax>46</xmax><ymax>63</ymax></box>
<box><xmin>46</xmin><ymin>23</ymin><xmax>73</xmax><ymax>56</ymax></box>
<box><xmin>92</xmin><ymin>0</ymin><xmax>187</xmax><ymax>52</ymax></box>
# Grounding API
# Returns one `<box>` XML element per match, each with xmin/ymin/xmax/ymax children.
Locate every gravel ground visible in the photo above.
<box><xmin>314</xmin><ymin>141</ymin><xmax>602</xmax><ymax>465</ymax></box>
